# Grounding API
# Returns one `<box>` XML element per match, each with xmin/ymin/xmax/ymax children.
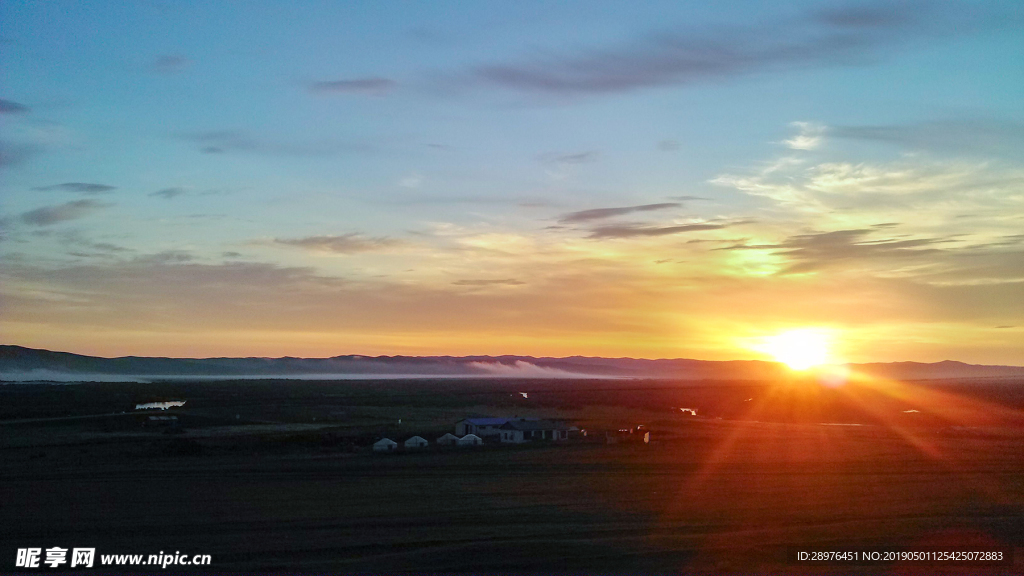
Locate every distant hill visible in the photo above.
<box><xmin>1</xmin><ymin>345</ymin><xmax>1023</xmax><ymax>382</ymax></box>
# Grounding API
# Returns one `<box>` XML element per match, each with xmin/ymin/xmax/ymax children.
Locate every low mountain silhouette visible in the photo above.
<box><xmin>1</xmin><ymin>345</ymin><xmax>1023</xmax><ymax>382</ymax></box>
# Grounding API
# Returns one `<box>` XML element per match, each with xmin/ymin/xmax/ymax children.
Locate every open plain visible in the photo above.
<box><xmin>2</xmin><ymin>378</ymin><xmax>1023</xmax><ymax>574</ymax></box>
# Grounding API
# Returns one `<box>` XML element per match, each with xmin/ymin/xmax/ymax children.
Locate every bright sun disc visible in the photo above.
<box><xmin>760</xmin><ymin>329</ymin><xmax>830</xmax><ymax>370</ymax></box>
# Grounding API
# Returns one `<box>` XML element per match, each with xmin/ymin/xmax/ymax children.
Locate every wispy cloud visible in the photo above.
<box><xmin>0</xmin><ymin>99</ymin><xmax>30</xmax><ymax>114</ymax></box>
<box><xmin>398</xmin><ymin>174</ymin><xmax>423</xmax><ymax>188</ymax></box>
<box><xmin>540</xmin><ymin>150</ymin><xmax>600</xmax><ymax>165</ymax></box>
<box><xmin>453</xmin><ymin>278</ymin><xmax>526</xmax><ymax>286</ymax></box>
<box><xmin>784</xmin><ymin>122</ymin><xmax>826</xmax><ymax>150</ymax></box>
<box><xmin>20</xmin><ymin>200</ymin><xmax>111</xmax><ymax>226</ymax></box>
<box><xmin>712</xmin><ymin>158</ymin><xmax>1024</xmax><ymax>215</ymax></box>
<box><xmin>272</xmin><ymin>233</ymin><xmax>405</xmax><ymax>254</ymax></box>
<box><xmin>466</xmin><ymin>1</ymin><xmax>986</xmax><ymax>97</ymax></box>
<box><xmin>32</xmin><ymin>183</ymin><xmax>117</xmax><ymax>194</ymax></box>
<box><xmin>0</xmin><ymin>141</ymin><xmax>40</xmax><ymax>167</ymax></box>
<box><xmin>831</xmin><ymin>118</ymin><xmax>1024</xmax><ymax>156</ymax></box>
<box><xmin>150</xmin><ymin>187</ymin><xmax>187</xmax><ymax>199</ymax></box>
<box><xmin>588</xmin><ymin>222</ymin><xmax>727</xmax><ymax>239</ymax></box>
<box><xmin>538</xmin><ymin>150</ymin><xmax>600</xmax><ymax>179</ymax></box>
<box><xmin>180</xmin><ymin>129</ymin><xmax>365</xmax><ymax>156</ymax></box>
<box><xmin>309</xmin><ymin>77</ymin><xmax>396</xmax><ymax>96</ymax></box>
<box><xmin>152</xmin><ymin>54</ymin><xmax>191</xmax><ymax>74</ymax></box>
<box><xmin>559</xmin><ymin>202</ymin><xmax>680</xmax><ymax>224</ymax></box>
<box><xmin>771</xmin><ymin>228</ymin><xmax>950</xmax><ymax>274</ymax></box>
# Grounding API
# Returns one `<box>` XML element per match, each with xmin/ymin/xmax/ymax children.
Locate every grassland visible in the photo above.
<box><xmin>2</xmin><ymin>378</ymin><xmax>1023</xmax><ymax>574</ymax></box>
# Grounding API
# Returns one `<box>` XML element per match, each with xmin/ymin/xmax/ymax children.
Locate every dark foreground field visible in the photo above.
<box><xmin>2</xmin><ymin>378</ymin><xmax>1024</xmax><ymax>574</ymax></box>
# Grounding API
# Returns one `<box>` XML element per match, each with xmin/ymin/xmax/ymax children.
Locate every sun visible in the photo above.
<box><xmin>759</xmin><ymin>329</ymin><xmax>831</xmax><ymax>370</ymax></box>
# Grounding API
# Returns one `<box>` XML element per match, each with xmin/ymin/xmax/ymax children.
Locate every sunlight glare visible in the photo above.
<box><xmin>759</xmin><ymin>328</ymin><xmax>831</xmax><ymax>370</ymax></box>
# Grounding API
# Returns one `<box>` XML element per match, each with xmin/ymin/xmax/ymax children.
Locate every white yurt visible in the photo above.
<box><xmin>457</xmin><ymin>433</ymin><xmax>483</xmax><ymax>446</ymax></box>
<box><xmin>404</xmin><ymin>436</ymin><xmax>428</xmax><ymax>449</ymax></box>
<box><xmin>436</xmin><ymin>433</ymin><xmax>460</xmax><ymax>446</ymax></box>
<box><xmin>373</xmin><ymin>438</ymin><xmax>398</xmax><ymax>452</ymax></box>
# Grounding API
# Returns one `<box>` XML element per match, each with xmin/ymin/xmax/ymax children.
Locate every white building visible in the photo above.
<box><xmin>404</xmin><ymin>436</ymin><xmax>428</xmax><ymax>449</ymax></box>
<box><xmin>456</xmin><ymin>433</ymin><xmax>483</xmax><ymax>446</ymax></box>
<box><xmin>373</xmin><ymin>438</ymin><xmax>398</xmax><ymax>452</ymax></box>
<box><xmin>436</xmin><ymin>433</ymin><xmax>460</xmax><ymax>446</ymax></box>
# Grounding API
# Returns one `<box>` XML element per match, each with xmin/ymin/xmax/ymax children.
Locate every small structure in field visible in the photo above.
<box><xmin>404</xmin><ymin>436</ymin><xmax>428</xmax><ymax>449</ymax></box>
<box><xmin>606</xmin><ymin>425</ymin><xmax>650</xmax><ymax>444</ymax></box>
<box><xmin>373</xmin><ymin>438</ymin><xmax>398</xmax><ymax>452</ymax></box>
<box><xmin>457</xmin><ymin>433</ymin><xmax>483</xmax><ymax>446</ymax></box>
<box><xmin>436</xmin><ymin>433</ymin><xmax>460</xmax><ymax>446</ymax></box>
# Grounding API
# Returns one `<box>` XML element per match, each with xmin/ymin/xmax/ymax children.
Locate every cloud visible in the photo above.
<box><xmin>784</xmin><ymin>122</ymin><xmax>826</xmax><ymax>150</ymax></box>
<box><xmin>272</xmin><ymin>233</ymin><xmax>405</xmax><ymax>254</ymax></box>
<box><xmin>49</xmin><ymin>230</ymin><xmax>132</xmax><ymax>258</ymax></box>
<box><xmin>559</xmin><ymin>202</ymin><xmax>681</xmax><ymax>224</ymax></box>
<box><xmin>466</xmin><ymin>1</ymin><xmax>984</xmax><ymax>97</ymax></box>
<box><xmin>588</xmin><ymin>222</ymin><xmax>727</xmax><ymax>239</ymax></box>
<box><xmin>770</xmin><ymin>228</ymin><xmax>950</xmax><ymax>274</ymax></box>
<box><xmin>658</xmin><ymin>139</ymin><xmax>681</xmax><ymax>151</ymax></box>
<box><xmin>712</xmin><ymin>158</ymin><xmax>1024</xmax><ymax>215</ymax></box>
<box><xmin>540</xmin><ymin>150</ymin><xmax>599</xmax><ymax>165</ymax></box>
<box><xmin>831</xmin><ymin>119</ymin><xmax>1024</xmax><ymax>156</ymax></box>
<box><xmin>398</xmin><ymin>174</ymin><xmax>423</xmax><ymax>188</ymax></box>
<box><xmin>20</xmin><ymin>200</ymin><xmax>111</xmax><ymax>226</ymax></box>
<box><xmin>152</xmin><ymin>54</ymin><xmax>191</xmax><ymax>74</ymax></box>
<box><xmin>0</xmin><ymin>141</ymin><xmax>39</xmax><ymax>167</ymax></box>
<box><xmin>0</xmin><ymin>99</ymin><xmax>30</xmax><ymax>114</ymax></box>
<box><xmin>150</xmin><ymin>187</ymin><xmax>187</xmax><ymax>199</ymax></box>
<box><xmin>813</xmin><ymin>3</ymin><xmax>918</xmax><ymax>28</ymax></box>
<box><xmin>180</xmin><ymin>129</ymin><xmax>363</xmax><ymax>156</ymax></box>
<box><xmin>309</xmin><ymin>78</ymin><xmax>396</xmax><ymax>96</ymax></box>
<box><xmin>32</xmin><ymin>182</ymin><xmax>117</xmax><ymax>194</ymax></box>
<box><xmin>135</xmin><ymin>250</ymin><xmax>195</xmax><ymax>264</ymax></box>
<box><xmin>452</xmin><ymin>278</ymin><xmax>526</xmax><ymax>286</ymax></box>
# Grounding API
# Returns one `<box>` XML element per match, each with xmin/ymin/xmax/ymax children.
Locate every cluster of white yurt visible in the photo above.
<box><xmin>373</xmin><ymin>433</ymin><xmax>484</xmax><ymax>452</ymax></box>
<box><xmin>437</xmin><ymin>432</ymin><xmax>483</xmax><ymax>446</ymax></box>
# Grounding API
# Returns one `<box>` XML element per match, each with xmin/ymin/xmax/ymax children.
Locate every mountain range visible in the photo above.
<box><xmin>3</xmin><ymin>345</ymin><xmax>1024</xmax><ymax>382</ymax></box>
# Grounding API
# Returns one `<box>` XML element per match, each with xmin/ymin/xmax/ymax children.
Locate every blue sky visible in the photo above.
<box><xmin>2</xmin><ymin>1</ymin><xmax>1023</xmax><ymax>362</ymax></box>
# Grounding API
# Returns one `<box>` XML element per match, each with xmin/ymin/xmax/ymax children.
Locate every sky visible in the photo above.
<box><xmin>1</xmin><ymin>0</ymin><xmax>1023</xmax><ymax>363</ymax></box>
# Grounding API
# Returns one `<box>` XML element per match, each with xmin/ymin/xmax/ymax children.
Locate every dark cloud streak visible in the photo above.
<box><xmin>588</xmin><ymin>222</ymin><xmax>726</xmax><ymax>239</ymax></box>
<box><xmin>272</xmin><ymin>234</ymin><xmax>405</xmax><ymax>254</ymax></box>
<box><xmin>20</xmin><ymin>200</ymin><xmax>111</xmax><ymax>226</ymax></box>
<box><xmin>466</xmin><ymin>1</ymin><xmax>1002</xmax><ymax>97</ymax></box>
<box><xmin>150</xmin><ymin>187</ymin><xmax>187</xmax><ymax>199</ymax></box>
<box><xmin>0</xmin><ymin>99</ymin><xmax>30</xmax><ymax>114</ymax></box>
<box><xmin>152</xmin><ymin>55</ymin><xmax>191</xmax><ymax>74</ymax></box>
<box><xmin>559</xmin><ymin>202</ymin><xmax>680</xmax><ymax>224</ymax></box>
<box><xmin>33</xmin><ymin>183</ymin><xmax>117</xmax><ymax>194</ymax></box>
<box><xmin>309</xmin><ymin>78</ymin><xmax>396</xmax><ymax>96</ymax></box>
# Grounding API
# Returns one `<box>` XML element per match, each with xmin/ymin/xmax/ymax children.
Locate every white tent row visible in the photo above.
<box><xmin>437</xmin><ymin>433</ymin><xmax>484</xmax><ymax>446</ymax></box>
<box><xmin>374</xmin><ymin>434</ymin><xmax>483</xmax><ymax>452</ymax></box>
